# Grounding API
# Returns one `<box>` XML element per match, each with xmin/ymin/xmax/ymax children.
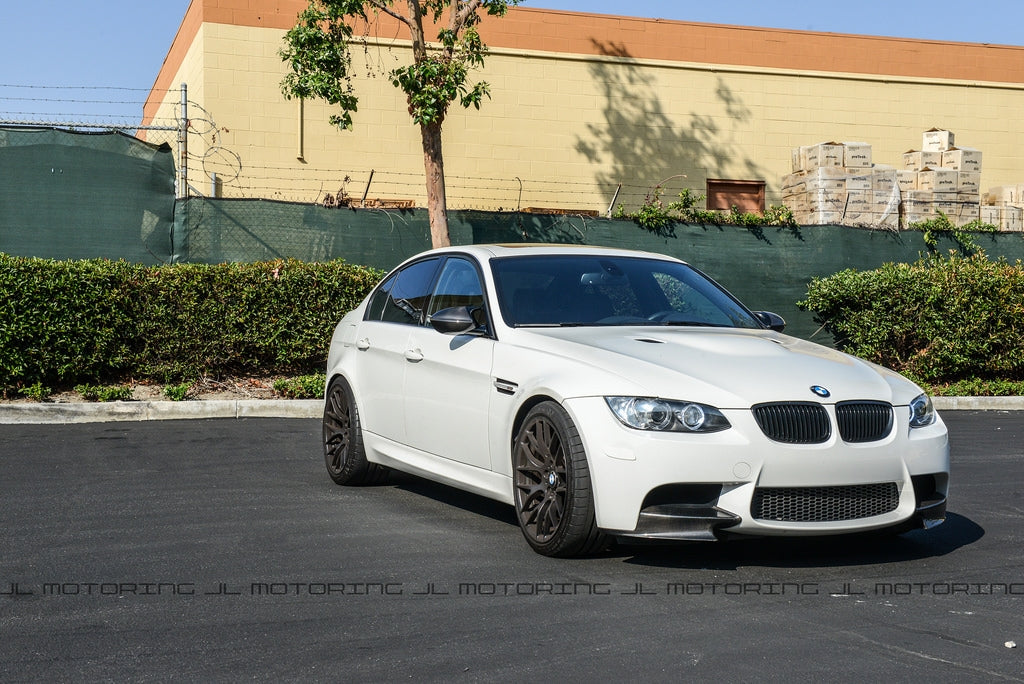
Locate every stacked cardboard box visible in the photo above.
<box><xmin>983</xmin><ymin>184</ymin><xmax>1024</xmax><ymax>232</ymax></box>
<box><xmin>782</xmin><ymin>129</ymin><xmax>988</xmax><ymax>229</ymax></box>
<box><xmin>782</xmin><ymin>142</ymin><xmax>898</xmax><ymax>227</ymax></box>
<box><xmin>902</xmin><ymin>129</ymin><xmax>982</xmax><ymax>227</ymax></box>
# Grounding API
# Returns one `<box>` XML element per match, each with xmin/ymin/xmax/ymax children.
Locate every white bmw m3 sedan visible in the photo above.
<box><xmin>322</xmin><ymin>244</ymin><xmax>949</xmax><ymax>557</ymax></box>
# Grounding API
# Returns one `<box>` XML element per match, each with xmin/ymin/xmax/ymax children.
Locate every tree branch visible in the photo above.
<box><xmin>453</xmin><ymin>0</ymin><xmax>483</xmax><ymax>31</ymax></box>
<box><xmin>367</xmin><ymin>0</ymin><xmax>413</xmax><ymax>29</ymax></box>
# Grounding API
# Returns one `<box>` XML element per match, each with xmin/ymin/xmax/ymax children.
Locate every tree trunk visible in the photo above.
<box><xmin>405</xmin><ymin>0</ymin><xmax>450</xmax><ymax>249</ymax></box>
<box><xmin>420</xmin><ymin>120</ymin><xmax>451</xmax><ymax>248</ymax></box>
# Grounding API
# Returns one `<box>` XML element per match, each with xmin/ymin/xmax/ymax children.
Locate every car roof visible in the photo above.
<box><xmin>422</xmin><ymin>243</ymin><xmax>688</xmax><ymax>263</ymax></box>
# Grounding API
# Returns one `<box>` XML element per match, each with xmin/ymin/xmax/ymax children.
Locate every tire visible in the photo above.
<box><xmin>322</xmin><ymin>376</ymin><xmax>387</xmax><ymax>485</ymax></box>
<box><xmin>512</xmin><ymin>401</ymin><xmax>607</xmax><ymax>557</ymax></box>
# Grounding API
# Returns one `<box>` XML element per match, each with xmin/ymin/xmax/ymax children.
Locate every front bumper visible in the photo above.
<box><xmin>913</xmin><ymin>492</ymin><xmax>947</xmax><ymax>530</ymax></box>
<box><xmin>563</xmin><ymin>397</ymin><xmax>950</xmax><ymax>539</ymax></box>
<box><xmin>612</xmin><ymin>504</ymin><xmax>742</xmax><ymax>541</ymax></box>
<box><xmin>606</xmin><ymin>490</ymin><xmax>947</xmax><ymax>541</ymax></box>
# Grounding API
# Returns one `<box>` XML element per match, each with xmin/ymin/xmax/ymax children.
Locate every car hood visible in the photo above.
<box><xmin>510</xmin><ymin>326</ymin><xmax>920</xmax><ymax>408</ymax></box>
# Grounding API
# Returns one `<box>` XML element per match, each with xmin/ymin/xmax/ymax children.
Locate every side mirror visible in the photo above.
<box><xmin>429</xmin><ymin>306</ymin><xmax>483</xmax><ymax>335</ymax></box>
<box><xmin>753</xmin><ymin>311</ymin><xmax>786</xmax><ymax>332</ymax></box>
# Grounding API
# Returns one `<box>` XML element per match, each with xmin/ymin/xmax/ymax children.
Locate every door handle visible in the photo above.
<box><xmin>356</xmin><ymin>338</ymin><xmax>370</xmax><ymax>351</ymax></box>
<box><xmin>404</xmin><ymin>348</ymin><xmax>424</xmax><ymax>362</ymax></box>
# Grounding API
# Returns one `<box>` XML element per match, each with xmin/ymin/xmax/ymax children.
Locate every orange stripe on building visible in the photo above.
<box><xmin>147</xmin><ymin>0</ymin><xmax>1024</xmax><ymax>123</ymax></box>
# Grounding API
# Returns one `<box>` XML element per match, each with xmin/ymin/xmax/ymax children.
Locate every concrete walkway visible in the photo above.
<box><xmin>0</xmin><ymin>399</ymin><xmax>323</xmax><ymax>424</ymax></box>
<box><xmin>0</xmin><ymin>396</ymin><xmax>1020</xmax><ymax>424</ymax></box>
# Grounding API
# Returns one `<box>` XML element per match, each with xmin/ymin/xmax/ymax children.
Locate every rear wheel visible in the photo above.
<box><xmin>513</xmin><ymin>401</ymin><xmax>607</xmax><ymax>557</ymax></box>
<box><xmin>322</xmin><ymin>376</ymin><xmax>386</xmax><ymax>485</ymax></box>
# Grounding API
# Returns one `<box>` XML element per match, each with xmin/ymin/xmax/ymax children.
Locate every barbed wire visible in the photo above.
<box><xmin>189</xmin><ymin>162</ymin><xmax>690</xmax><ymax>203</ymax></box>
<box><xmin>194</xmin><ymin>171</ymin><xmax>682</xmax><ymax>212</ymax></box>
<box><xmin>2</xmin><ymin>97</ymin><xmax>155</xmax><ymax>106</ymax></box>
<box><xmin>178</xmin><ymin>154</ymin><xmax>647</xmax><ymax>209</ymax></box>
<box><xmin>0</xmin><ymin>111</ymin><xmax>178</xmax><ymax>124</ymax></box>
<box><xmin>0</xmin><ymin>84</ymin><xmax>175</xmax><ymax>91</ymax></box>
<box><xmin>0</xmin><ymin>84</ymin><xmax>706</xmax><ymax>212</ymax></box>
<box><xmin>0</xmin><ymin>84</ymin><xmax>179</xmax><ymax>131</ymax></box>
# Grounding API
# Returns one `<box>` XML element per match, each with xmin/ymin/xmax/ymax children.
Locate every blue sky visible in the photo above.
<box><xmin>0</xmin><ymin>1</ymin><xmax>1020</xmax><ymax>125</ymax></box>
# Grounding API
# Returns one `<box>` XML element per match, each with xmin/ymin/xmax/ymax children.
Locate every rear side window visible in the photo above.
<box><xmin>366</xmin><ymin>258</ymin><xmax>440</xmax><ymax>325</ymax></box>
<box><xmin>366</xmin><ymin>273</ymin><xmax>397</xmax><ymax>321</ymax></box>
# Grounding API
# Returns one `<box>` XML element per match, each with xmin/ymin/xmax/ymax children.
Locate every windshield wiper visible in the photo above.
<box><xmin>653</xmin><ymin>321</ymin><xmax>728</xmax><ymax>327</ymax></box>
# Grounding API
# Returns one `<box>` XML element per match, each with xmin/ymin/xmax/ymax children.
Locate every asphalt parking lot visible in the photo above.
<box><xmin>1</xmin><ymin>411</ymin><xmax>1022</xmax><ymax>681</ymax></box>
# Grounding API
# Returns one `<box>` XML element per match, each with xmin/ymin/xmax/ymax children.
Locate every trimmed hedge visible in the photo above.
<box><xmin>800</xmin><ymin>252</ymin><xmax>1024</xmax><ymax>383</ymax></box>
<box><xmin>0</xmin><ymin>254</ymin><xmax>384</xmax><ymax>392</ymax></box>
<box><xmin>9</xmin><ymin>250</ymin><xmax>1023</xmax><ymax>394</ymax></box>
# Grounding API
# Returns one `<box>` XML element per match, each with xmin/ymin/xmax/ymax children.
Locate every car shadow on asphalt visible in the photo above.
<box><xmin>382</xmin><ymin>472</ymin><xmax>983</xmax><ymax>568</ymax></box>
<box><xmin>387</xmin><ymin>472</ymin><xmax>520</xmax><ymax>526</ymax></box>
<box><xmin>616</xmin><ymin>513</ymin><xmax>984</xmax><ymax>569</ymax></box>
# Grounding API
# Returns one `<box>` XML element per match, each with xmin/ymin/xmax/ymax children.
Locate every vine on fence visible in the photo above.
<box><xmin>613</xmin><ymin>187</ymin><xmax>796</xmax><ymax>237</ymax></box>
<box><xmin>906</xmin><ymin>211</ymin><xmax>998</xmax><ymax>254</ymax></box>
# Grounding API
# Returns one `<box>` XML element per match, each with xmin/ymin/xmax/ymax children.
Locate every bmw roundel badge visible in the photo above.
<box><xmin>810</xmin><ymin>385</ymin><xmax>831</xmax><ymax>398</ymax></box>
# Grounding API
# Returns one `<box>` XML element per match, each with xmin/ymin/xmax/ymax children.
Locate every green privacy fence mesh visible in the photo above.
<box><xmin>0</xmin><ymin>127</ymin><xmax>175</xmax><ymax>264</ymax></box>
<box><xmin>170</xmin><ymin>199</ymin><xmax>594</xmax><ymax>266</ymax></box>
<box><xmin>173</xmin><ymin>199</ymin><xmax>1024</xmax><ymax>341</ymax></box>
<box><xmin>5</xmin><ymin>126</ymin><xmax>1024</xmax><ymax>341</ymax></box>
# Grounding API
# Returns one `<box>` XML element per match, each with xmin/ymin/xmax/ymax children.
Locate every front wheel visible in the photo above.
<box><xmin>512</xmin><ymin>401</ymin><xmax>607</xmax><ymax>557</ymax></box>
<box><xmin>322</xmin><ymin>376</ymin><xmax>386</xmax><ymax>485</ymax></box>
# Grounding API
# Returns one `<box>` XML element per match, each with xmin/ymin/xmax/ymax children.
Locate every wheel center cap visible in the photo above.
<box><xmin>548</xmin><ymin>472</ymin><xmax>557</xmax><ymax>487</ymax></box>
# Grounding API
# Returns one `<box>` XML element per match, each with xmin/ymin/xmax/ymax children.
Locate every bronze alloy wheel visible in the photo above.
<box><xmin>513</xmin><ymin>401</ymin><xmax>607</xmax><ymax>557</ymax></box>
<box><xmin>322</xmin><ymin>376</ymin><xmax>386</xmax><ymax>485</ymax></box>
<box><xmin>515</xmin><ymin>411</ymin><xmax>567</xmax><ymax>542</ymax></box>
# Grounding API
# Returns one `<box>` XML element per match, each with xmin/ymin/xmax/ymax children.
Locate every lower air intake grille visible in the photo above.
<box><xmin>752</xmin><ymin>402</ymin><xmax>830</xmax><ymax>444</ymax></box>
<box><xmin>752</xmin><ymin>483</ymin><xmax>900</xmax><ymax>522</ymax></box>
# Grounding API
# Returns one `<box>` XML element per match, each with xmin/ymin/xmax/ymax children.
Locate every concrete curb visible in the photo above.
<box><xmin>931</xmin><ymin>396</ymin><xmax>1024</xmax><ymax>411</ymax></box>
<box><xmin>0</xmin><ymin>396</ymin><xmax>1020</xmax><ymax>425</ymax></box>
<box><xmin>0</xmin><ymin>399</ymin><xmax>323</xmax><ymax>424</ymax></box>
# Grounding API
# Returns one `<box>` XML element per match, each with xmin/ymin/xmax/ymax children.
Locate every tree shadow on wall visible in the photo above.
<box><xmin>575</xmin><ymin>40</ymin><xmax>770</xmax><ymax>229</ymax></box>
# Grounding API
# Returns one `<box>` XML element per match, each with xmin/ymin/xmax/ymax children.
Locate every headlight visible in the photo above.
<box><xmin>909</xmin><ymin>393</ymin><xmax>935</xmax><ymax>428</ymax></box>
<box><xmin>605</xmin><ymin>397</ymin><xmax>731</xmax><ymax>433</ymax></box>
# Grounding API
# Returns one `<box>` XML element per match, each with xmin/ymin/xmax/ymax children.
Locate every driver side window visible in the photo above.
<box><xmin>427</xmin><ymin>258</ymin><xmax>485</xmax><ymax>319</ymax></box>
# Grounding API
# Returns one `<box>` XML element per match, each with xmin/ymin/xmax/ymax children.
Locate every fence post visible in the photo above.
<box><xmin>178</xmin><ymin>83</ymin><xmax>188</xmax><ymax>198</ymax></box>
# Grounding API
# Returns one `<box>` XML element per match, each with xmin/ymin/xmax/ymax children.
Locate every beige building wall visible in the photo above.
<box><xmin>144</xmin><ymin>2</ymin><xmax>1024</xmax><ymax>215</ymax></box>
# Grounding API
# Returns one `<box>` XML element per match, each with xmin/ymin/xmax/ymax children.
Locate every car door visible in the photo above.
<box><xmin>402</xmin><ymin>256</ymin><xmax>495</xmax><ymax>470</ymax></box>
<box><xmin>355</xmin><ymin>257</ymin><xmax>441</xmax><ymax>445</ymax></box>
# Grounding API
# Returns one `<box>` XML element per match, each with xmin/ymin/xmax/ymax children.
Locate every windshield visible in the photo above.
<box><xmin>491</xmin><ymin>254</ymin><xmax>762</xmax><ymax>329</ymax></box>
